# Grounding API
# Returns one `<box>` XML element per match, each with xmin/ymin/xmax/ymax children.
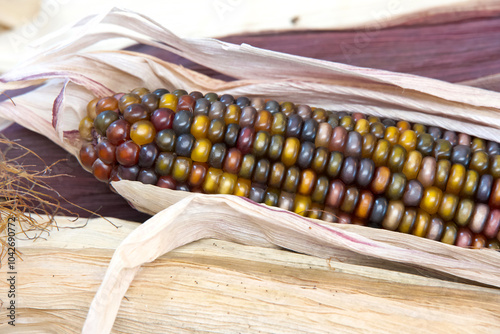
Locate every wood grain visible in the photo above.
<box><xmin>128</xmin><ymin>16</ymin><xmax>500</xmax><ymax>86</ymax></box>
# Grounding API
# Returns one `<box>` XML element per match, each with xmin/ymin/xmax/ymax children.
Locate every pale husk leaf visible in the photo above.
<box><xmin>83</xmin><ymin>183</ymin><xmax>500</xmax><ymax>333</ymax></box>
<box><xmin>461</xmin><ymin>73</ymin><xmax>500</xmax><ymax>93</ymax></box>
<box><xmin>8</xmin><ymin>216</ymin><xmax>500</xmax><ymax>333</ymax></box>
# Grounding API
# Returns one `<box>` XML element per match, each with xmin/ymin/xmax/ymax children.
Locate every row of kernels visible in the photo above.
<box><xmin>194</xmin><ymin>96</ymin><xmax>500</xmax><ymax>180</ymax></box>
<box><xmin>88</xmin><ymin>105</ymin><xmax>500</xmax><ymax>216</ymax></box>
<box><xmin>87</xmin><ymin>89</ymin><xmax>500</xmax><ymax>159</ymax></box>
<box><xmin>82</xmin><ymin>89</ymin><xmax>500</xmax><ymax>248</ymax></box>
<box><xmin>117</xmin><ymin>145</ymin><xmax>500</xmax><ymax>248</ymax></box>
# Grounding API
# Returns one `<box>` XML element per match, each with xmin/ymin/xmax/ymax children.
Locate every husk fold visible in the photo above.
<box><xmin>8</xmin><ymin>215</ymin><xmax>500</xmax><ymax>334</ymax></box>
<box><xmin>0</xmin><ymin>8</ymin><xmax>499</xmax><ymax>332</ymax></box>
<box><xmin>83</xmin><ymin>185</ymin><xmax>500</xmax><ymax>333</ymax></box>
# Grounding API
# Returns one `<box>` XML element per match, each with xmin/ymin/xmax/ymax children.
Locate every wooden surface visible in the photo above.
<box><xmin>135</xmin><ymin>15</ymin><xmax>500</xmax><ymax>85</ymax></box>
<box><xmin>3</xmin><ymin>15</ymin><xmax>500</xmax><ymax>222</ymax></box>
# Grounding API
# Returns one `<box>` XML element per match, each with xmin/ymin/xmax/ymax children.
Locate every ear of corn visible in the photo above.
<box><xmin>79</xmin><ymin>88</ymin><xmax>500</xmax><ymax>249</ymax></box>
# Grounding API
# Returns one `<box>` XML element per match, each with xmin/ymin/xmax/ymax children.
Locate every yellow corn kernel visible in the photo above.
<box><xmin>218</xmin><ymin>172</ymin><xmax>238</xmax><ymax>194</ymax></box>
<box><xmin>203</xmin><ymin>167</ymin><xmax>223</xmax><ymax>194</ymax></box>
<box><xmin>293</xmin><ymin>194</ymin><xmax>312</xmax><ymax>216</ymax></box>
<box><xmin>233</xmin><ymin>178</ymin><xmax>251</xmax><ymax>197</ymax></box>
<box><xmin>159</xmin><ymin>93</ymin><xmax>178</xmax><ymax>110</ymax></box>
<box><xmin>191</xmin><ymin>138</ymin><xmax>212</xmax><ymax>163</ymax></box>
<box><xmin>420</xmin><ymin>186</ymin><xmax>443</xmax><ymax>215</ymax></box>
<box><xmin>281</xmin><ymin>137</ymin><xmax>301</xmax><ymax>167</ymax></box>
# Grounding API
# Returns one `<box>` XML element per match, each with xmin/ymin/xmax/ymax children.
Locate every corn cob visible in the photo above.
<box><xmin>79</xmin><ymin>88</ymin><xmax>500</xmax><ymax>249</ymax></box>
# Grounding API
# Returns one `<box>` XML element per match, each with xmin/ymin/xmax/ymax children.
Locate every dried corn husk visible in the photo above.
<box><xmin>82</xmin><ymin>185</ymin><xmax>500</xmax><ymax>332</ymax></box>
<box><xmin>461</xmin><ymin>73</ymin><xmax>500</xmax><ymax>92</ymax></box>
<box><xmin>0</xmin><ymin>8</ymin><xmax>500</xmax><ymax>332</ymax></box>
<box><xmin>0</xmin><ymin>215</ymin><xmax>498</xmax><ymax>333</ymax></box>
<box><xmin>2</xmin><ymin>1</ymin><xmax>500</xmax><ymax>73</ymax></box>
